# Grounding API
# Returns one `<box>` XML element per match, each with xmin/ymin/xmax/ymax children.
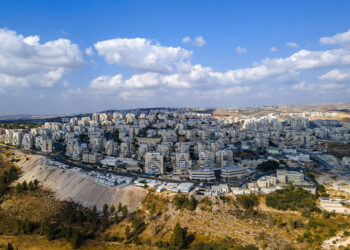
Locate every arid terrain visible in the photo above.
<box><xmin>1</xmin><ymin>149</ymin><xmax>350</xmax><ymax>249</ymax></box>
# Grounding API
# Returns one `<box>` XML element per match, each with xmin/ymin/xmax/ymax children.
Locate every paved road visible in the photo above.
<box><xmin>297</xmin><ymin>148</ymin><xmax>333</xmax><ymax>170</ymax></box>
<box><xmin>1</xmin><ymin>143</ymin><xmax>255</xmax><ymax>187</ymax></box>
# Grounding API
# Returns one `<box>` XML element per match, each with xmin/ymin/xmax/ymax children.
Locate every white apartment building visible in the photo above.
<box><xmin>216</xmin><ymin>149</ymin><xmax>233</xmax><ymax>167</ymax></box>
<box><xmin>257</xmin><ymin>176</ymin><xmax>277</xmax><ymax>188</ymax></box>
<box><xmin>145</xmin><ymin>152</ymin><xmax>164</xmax><ymax>175</ymax></box>
<box><xmin>12</xmin><ymin>131</ymin><xmax>23</xmax><ymax>147</ymax></box>
<box><xmin>199</xmin><ymin>150</ymin><xmax>215</xmax><ymax>169</ymax></box>
<box><xmin>277</xmin><ymin>169</ymin><xmax>304</xmax><ymax>183</ymax></box>
<box><xmin>41</xmin><ymin>138</ymin><xmax>53</xmax><ymax>153</ymax></box>
<box><xmin>174</xmin><ymin>152</ymin><xmax>192</xmax><ymax>175</ymax></box>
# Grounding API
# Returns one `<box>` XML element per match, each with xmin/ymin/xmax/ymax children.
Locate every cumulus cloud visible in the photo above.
<box><xmin>285</xmin><ymin>42</ymin><xmax>299</xmax><ymax>48</ymax></box>
<box><xmin>182</xmin><ymin>36</ymin><xmax>190</xmax><ymax>43</ymax></box>
<box><xmin>320</xmin><ymin>82</ymin><xmax>344</xmax><ymax>90</ymax></box>
<box><xmin>85</xmin><ymin>47</ymin><xmax>94</xmax><ymax>56</ymax></box>
<box><xmin>193</xmin><ymin>36</ymin><xmax>206</xmax><ymax>46</ymax></box>
<box><xmin>291</xmin><ymin>81</ymin><xmax>314</xmax><ymax>91</ymax></box>
<box><xmin>78</xmin><ymin>30</ymin><xmax>350</xmax><ymax>103</ymax></box>
<box><xmin>119</xmin><ymin>89</ymin><xmax>158</xmax><ymax>100</ymax></box>
<box><xmin>0</xmin><ymin>28</ymin><xmax>83</xmax><ymax>92</ymax></box>
<box><xmin>219</xmin><ymin>48</ymin><xmax>350</xmax><ymax>85</ymax></box>
<box><xmin>61</xmin><ymin>88</ymin><xmax>83</xmax><ymax>98</ymax></box>
<box><xmin>320</xmin><ymin>29</ymin><xmax>350</xmax><ymax>48</ymax></box>
<box><xmin>319</xmin><ymin>69</ymin><xmax>350</xmax><ymax>82</ymax></box>
<box><xmin>94</xmin><ymin>37</ymin><xmax>192</xmax><ymax>72</ymax></box>
<box><xmin>236</xmin><ymin>46</ymin><xmax>247</xmax><ymax>53</ymax></box>
<box><xmin>89</xmin><ymin>74</ymin><xmax>123</xmax><ymax>92</ymax></box>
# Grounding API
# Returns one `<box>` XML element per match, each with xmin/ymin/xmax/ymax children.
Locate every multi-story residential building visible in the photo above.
<box><xmin>257</xmin><ymin>176</ymin><xmax>277</xmax><ymax>188</ymax></box>
<box><xmin>12</xmin><ymin>131</ymin><xmax>23</xmax><ymax>147</ymax></box>
<box><xmin>4</xmin><ymin>129</ymin><xmax>14</xmax><ymax>145</ymax></box>
<box><xmin>216</xmin><ymin>149</ymin><xmax>233</xmax><ymax>167</ymax></box>
<box><xmin>277</xmin><ymin>169</ymin><xmax>304</xmax><ymax>183</ymax></box>
<box><xmin>41</xmin><ymin>138</ymin><xmax>53</xmax><ymax>153</ymax></box>
<box><xmin>22</xmin><ymin>134</ymin><xmax>34</xmax><ymax>150</ymax></box>
<box><xmin>174</xmin><ymin>152</ymin><xmax>192</xmax><ymax>175</ymax></box>
<box><xmin>82</xmin><ymin>152</ymin><xmax>103</xmax><ymax>164</ymax></box>
<box><xmin>199</xmin><ymin>150</ymin><xmax>215</xmax><ymax>168</ymax></box>
<box><xmin>104</xmin><ymin>140</ymin><xmax>114</xmax><ymax>156</ymax></box>
<box><xmin>144</xmin><ymin>152</ymin><xmax>164</xmax><ymax>175</ymax></box>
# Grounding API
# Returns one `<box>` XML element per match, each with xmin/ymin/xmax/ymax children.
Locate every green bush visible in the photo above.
<box><xmin>236</xmin><ymin>194</ymin><xmax>259</xmax><ymax>209</ymax></box>
<box><xmin>265</xmin><ymin>185</ymin><xmax>316</xmax><ymax>211</ymax></box>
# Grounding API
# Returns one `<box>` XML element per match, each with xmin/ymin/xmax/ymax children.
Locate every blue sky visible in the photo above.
<box><xmin>1</xmin><ymin>0</ymin><xmax>350</xmax><ymax>115</ymax></box>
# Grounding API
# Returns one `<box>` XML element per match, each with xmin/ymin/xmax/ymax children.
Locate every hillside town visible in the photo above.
<box><xmin>1</xmin><ymin>109</ymin><xmax>350</xmax><ymax>212</ymax></box>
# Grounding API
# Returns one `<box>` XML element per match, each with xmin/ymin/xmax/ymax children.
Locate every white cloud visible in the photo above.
<box><xmin>236</xmin><ymin>46</ymin><xmax>247</xmax><ymax>53</ymax></box>
<box><xmin>62</xmin><ymin>80</ymin><xmax>69</xmax><ymax>87</ymax></box>
<box><xmin>320</xmin><ymin>82</ymin><xmax>344</xmax><ymax>90</ymax></box>
<box><xmin>319</xmin><ymin>69</ymin><xmax>350</xmax><ymax>82</ymax></box>
<box><xmin>193</xmin><ymin>36</ymin><xmax>206</xmax><ymax>47</ymax></box>
<box><xmin>89</xmin><ymin>74</ymin><xmax>123</xmax><ymax>92</ymax></box>
<box><xmin>119</xmin><ymin>89</ymin><xmax>158</xmax><ymax>100</ymax></box>
<box><xmin>85</xmin><ymin>47</ymin><xmax>94</xmax><ymax>56</ymax></box>
<box><xmin>285</xmin><ymin>42</ymin><xmax>299</xmax><ymax>48</ymax></box>
<box><xmin>94</xmin><ymin>38</ymin><xmax>192</xmax><ymax>72</ymax></box>
<box><xmin>219</xmin><ymin>48</ymin><xmax>350</xmax><ymax>84</ymax></box>
<box><xmin>182</xmin><ymin>36</ymin><xmax>191</xmax><ymax>43</ymax></box>
<box><xmin>85</xmin><ymin>30</ymin><xmax>350</xmax><ymax>102</ymax></box>
<box><xmin>270</xmin><ymin>47</ymin><xmax>277</xmax><ymax>52</ymax></box>
<box><xmin>61</xmin><ymin>88</ymin><xmax>82</xmax><ymax>98</ymax></box>
<box><xmin>320</xmin><ymin>30</ymin><xmax>350</xmax><ymax>48</ymax></box>
<box><xmin>291</xmin><ymin>81</ymin><xmax>314</xmax><ymax>91</ymax></box>
<box><xmin>125</xmin><ymin>72</ymin><xmax>160</xmax><ymax>88</ymax></box>
<box><xmin>0</xmin><ymin>28</ymin><xmax>83</xmax><ymax>91</ymax></box>
<box><xmin>88</xmin><ymin>63</ymin><xmax>250</xmax><ymax>94</ymax></box>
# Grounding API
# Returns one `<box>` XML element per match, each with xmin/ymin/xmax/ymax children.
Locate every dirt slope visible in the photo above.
<box><xmin>16</xmin><ymin>155</ymin><xmax>147</xmax><ymax>211</ymax></box>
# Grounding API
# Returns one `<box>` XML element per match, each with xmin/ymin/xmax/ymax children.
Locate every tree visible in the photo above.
<box><xmin>110</xmin><ymin>205</ymin><xmax>115</xmax><ymax>214</ymax></box>
<box><xmin>70</xmin><ymin>230</ymin><xmax>81</xmax><ymax>249</ymax></box>
<box><xmin>189</xmin><ymin>195</ymin><xmax>198</xmax><ymax>211</ymax></box>
<box><xmin>14</xmin><ymin>219</ymin><xmax>21</xmax><ymax>234</ymax></box>
<box><xmin>265</xmin><ymin>186</ymin><xmax>316</xmax><ymax>211</ymax></box>
<box><xmin>236</xmin><ymin>194</ymin><xmax>259</xmax><ymax>209</ymax></box>
<box><xmin>103</xmin><ymin>203</ymin><xmax>109</xmax><ymax>216</ymax></box>
<box><xmin>125</xmin><ymin>225</ymin><xmax>130</xmax><ymax>239</ymax></box>
<box><xmin>28</xmin><ymin>181</ymin><xmax>34</xmax><ymax>191</ymax></box>
<box><xmin>88</xmin><ymin>205</ymin><xmax>97</xmax><ymax>223</ymax></box>
<box><xmin>118</xmin><ymin>202</ymin><xmax>123</xmax><ymax>212</ymax></box>
<box><xmin>122</xmin><ymin>205</ymin><xmax>128</xmax><ymax>217</ymax></box>
<box><xmin>257</xmin><ymin>160</ymin><xmax>279</xmax><ymax>172</ymax></box>
<box><xmin>170</xmin><ymin>222</ymin><xmax>186</xmax><ymax>249</ymax></box>
<box><xmin>101</xmin><ymin>213</ymin><xmax>109</xmax><ymax>231</ymax></box>
<box><xmin>40</xmin><ymin>219</ymin><xmax>56</xmax><ymax>241</ymax></box>
<box><xmin>24</xmin><ymin>218</ymin><xmax>33</xmax><ymax>233</ymax></box>
<box><xmin>6</xmin><ymin>243</ymin><xmax>14</xmax><ymax>250</ymax></box>
<box><xmin>15</xmin><ymin>183</ymin><xmax>22</xmax><ymax>193</ymax></box>
<box><xmin>114</xmin><ymin>212</ymin><xmax>119</xmax><ymax>223</ymax></box>
<box><xmin>21</xmin><ymin>181</ymin><xmax>27</xmax><ymax>191</ymax></box>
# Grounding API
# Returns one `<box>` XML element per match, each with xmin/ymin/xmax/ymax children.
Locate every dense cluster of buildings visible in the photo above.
<box><xmin>0</xmin><ymin>108</ymin><xmax>349</xmax><ymax>200</ymax></box>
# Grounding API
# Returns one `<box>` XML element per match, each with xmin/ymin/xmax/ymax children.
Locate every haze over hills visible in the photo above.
<box><xmin>1</xmin><ymin>102</ymin><xmax>349</xmax><ymax>122</ymax></box>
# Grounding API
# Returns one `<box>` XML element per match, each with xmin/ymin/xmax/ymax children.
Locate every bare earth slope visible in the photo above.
<box><xmin>17</xmin><ymin>155</ymin><xmax>147</xmax><ymax>210</ymax></box>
